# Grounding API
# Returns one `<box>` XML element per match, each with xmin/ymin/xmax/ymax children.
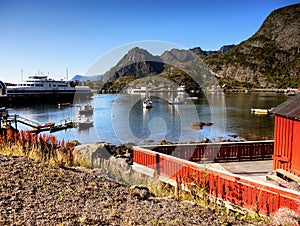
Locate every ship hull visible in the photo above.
<box><xmin>0</xmin><ymin>91</ymin><xmax>93</xmax><ymax>107</ymax></box>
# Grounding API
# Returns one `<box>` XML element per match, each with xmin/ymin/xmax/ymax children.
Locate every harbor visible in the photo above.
<box><xmin>0</xmin><ymin>92</ymin><xmax>288</xmax><ymax>145</ymax></box>
<box><xmin>0</xmin><ymin>102</ymin><xmax>95</xmax><ymax>134</ymax></box>
<box><xmin>0</xmin><ymin>107</ymin><xmax>76</xmax><ymax>134</ymax></box>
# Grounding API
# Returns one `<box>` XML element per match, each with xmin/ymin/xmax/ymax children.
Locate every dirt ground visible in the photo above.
<box><xmin>0</xmin><ymin>154</ymin><xmax>264</xmax><ymax>225</ymax></box>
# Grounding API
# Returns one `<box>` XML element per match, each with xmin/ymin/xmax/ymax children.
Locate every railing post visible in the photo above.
<box><xmin>155</xmin><ymin>153</ymin><xmax>160</xmax><ymax>177</ymax></box>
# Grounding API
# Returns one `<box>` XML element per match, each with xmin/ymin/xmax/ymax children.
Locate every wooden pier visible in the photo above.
<box><xmin>0</xmin><ymin>108</ymin><xmax>75</xmax><ymax>134</ymax></box>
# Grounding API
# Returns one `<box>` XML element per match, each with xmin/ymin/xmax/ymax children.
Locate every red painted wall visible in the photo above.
<box><xmin>273</xmin><ymin>116</ymin><xmax>300</xmax><ymax>177</ymax></box>
<box><xmin>291</xmin><ymin>120</ymin><xmax>300</xmax><ymax>175</ymax></box>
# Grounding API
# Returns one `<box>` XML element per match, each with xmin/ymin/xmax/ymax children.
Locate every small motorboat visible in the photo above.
<box><xmin>78</xmin><ymin>104</ymin><xmax>94</xmax><ymax>115</ymax></box>
<box><xmin>143</xmin><ymin>96</ymin><xmax>153</xmax><ymax>109</ymax></box>
<box><xmin>168</xmin><ymin>97</ymin><xmax>186</xmax><ymax>105</ymax></box>
<box><xmin>250</xmin><ymin>108</ymin><xmax>269</xmax><ymax>114</ymax></box>
<box><xmin>76</xmin><ymin>115</ymin><xmax>94</xmax><ymax>130</ymax></box>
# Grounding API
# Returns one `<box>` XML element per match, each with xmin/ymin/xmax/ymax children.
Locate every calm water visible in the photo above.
<box><xmin>9</xmin><ymin>92</ymin><xmax>288</xmax><ymax>145</ymax></box>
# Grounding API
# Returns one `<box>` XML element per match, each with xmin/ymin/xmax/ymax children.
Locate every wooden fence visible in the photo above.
<box><xmin>141</xmin><ymin>140</ymin><xmax>274</xmax><ymax>162</ymax></box>
<box><xmin>133</xmin><ymin>146</ymin><xmax>300</xmax><ymax>216</ymax></box>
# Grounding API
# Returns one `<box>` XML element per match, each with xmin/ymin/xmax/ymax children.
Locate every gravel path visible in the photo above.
<box><xmin>0</xmin><ymin>154</ymin><xmax>263</xmax><ymax>225</ymax></box>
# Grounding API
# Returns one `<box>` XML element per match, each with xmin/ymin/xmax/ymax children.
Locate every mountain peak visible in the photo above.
<box><xmin>103</xmin><ymin>47</ymin><xmax>164</xmax><ymax>81</ymax></box>
<box><xmin>253</xmin><ymin>3</ymin><xmax>300</xmax><ymax>50</ymax></box>
<box><xmin>204</xmin><ymin>3</ymin><xmax>300</xmax><ymax>88</ymax></box>
<box><xmin>124</xmin><ymin>47</ymin><xmax>161</xmax><ymax>62</ymax></box>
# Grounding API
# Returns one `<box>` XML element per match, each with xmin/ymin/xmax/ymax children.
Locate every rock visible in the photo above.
<box><xmin>200</xmin><ymin>138</ymin><xmax>210</xmax><ymax>143</ymax></box>
<box><xmin>129</xmin><ymin>185</ymin><xmax>151</xmax><ymax>200</ymax></box>
<box><xmin>190</xmin><ymin>122</ymin><xmax>213</xmax><ymax>130</ymax></box>
<box><xmin>228</xmin><ymin>134</ymin><xmax>238</xmax><ymax>138</ymax></box>
<box><xmin>105</xmin><ymin>156</ymin><xmax>132</xmax><ymax>177</ymax></box>
<box><xmin>70</xmin><ymin>140</ymin><xmax>81</xmax><ymax>146</ymax></box>
<box><xmin>159</xmin><ymin>140</ymin><xmax>173</xmax><ymax>145</ymax></box>
<box><xmin>166</xmin><ymin>195</ymin><xmax>175</xmax><ymax>199</ymax></box>
<box><xmin>181</xmin><ymin>200</ymin><xmax>196</xmax><ymax>207</ymax></box>
<box><xmin>73</xmin><ymin>142</ymin><xmax>114</xmax><ymax>168</ymax></box>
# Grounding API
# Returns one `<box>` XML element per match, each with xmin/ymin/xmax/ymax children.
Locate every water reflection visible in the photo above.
<box><xmin>8</xmin><ymin>92</ymin><xmax>288</xmax><ymax>145</ymax></box>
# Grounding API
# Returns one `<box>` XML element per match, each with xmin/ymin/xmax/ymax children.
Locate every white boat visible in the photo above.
<box><xmin>0</xmin><ymin>81</ymin><xmax>7</xmax><ymax>97</ymax></box>
<box><xmin>250</xmin><ymin>108</ymin><xmax>269</xmax><ymax>114</ymax></box>
<box><xmin>76</xmin><ymin>115</ymin><xmax>94</xmax><ymax>130</ymax></box>
<box><xmin>143</xmin><ymin>96</ymin><xmax>153</xmax><ymax>109</ymax></box>
<box><xmin>78</xmin><ymin>104</ymin><xmax>94</xmax><ymax>115</ymax></box>
<box><xmin>168</xmin><ymin>97</ymin><xmax>186</xmax><ymax>105</ymax></box>
<box><xmin>4</xmin><ymin>73</ymin><xmax>93</xmax><ymax>104</ymax></box>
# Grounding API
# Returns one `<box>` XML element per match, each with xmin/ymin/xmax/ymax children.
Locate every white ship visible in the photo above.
<box><xmin>0</xmin><ymin>81</ymin><xmax>7</xmax><ymax>97</ymax></box>
<box><xmin>2</xmin><ymin>73</ymin><xmax>93</xmax><ymax>105</ymax></box>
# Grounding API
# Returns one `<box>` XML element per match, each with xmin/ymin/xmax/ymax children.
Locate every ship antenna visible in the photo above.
<box><xmin>66</xmin><ymin>68</ymin><xmax>69</xmax><ymax>80</ymax></box>
<box><xmin>20</xmin><ymin>69</ymin><xmax>24</xmax><ymax>81</ymax></box>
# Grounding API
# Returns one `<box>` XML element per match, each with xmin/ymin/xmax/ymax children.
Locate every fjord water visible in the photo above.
<box><xmin>9</xmin><ymin>92</ymin><xmax>287</xmax><ymax>145</ymax></box>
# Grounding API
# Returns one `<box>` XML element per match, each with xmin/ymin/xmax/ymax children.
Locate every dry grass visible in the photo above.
<box><xmin>0</xmin><ymin>130</ymin><xmax>75</xmax><ymax>167</ymax></box>
<box><xmin>271</xmin><ymin>208</ymin><xmax>300</xmax><ymax>225</ymax></box>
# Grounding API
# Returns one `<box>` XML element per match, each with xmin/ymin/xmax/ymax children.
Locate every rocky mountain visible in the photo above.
<box><xmin>98</xmin><ymin>4</ymin><xmax>300</xmax><ymax>89</ymax></box>
<box><xmin>189</xmin><ymin>45</ymin><xmax>235</xmax><ymax>57</ymax></box>
<box><xmin>102</xmin><ymin>47</ymin><xmax>164</xmax><ymax>81</ymax></box>
<box><xmin>203</xmin><ymin>3</ymin><xmax>300</xmax><ymax>88</ymax></box>
<box><xmin>158</xmin><ymin>45</ymin><xmax>235</xmax><ymax>66</ymax></box>
<box><xmin>101</xmin><ymin>45</ymin><xmax>231</xmax><ymax>85</ymax></box>
<box><xmin>160</xmin><ymin>48</ymin><xmax>197</xmax><ymax>64</ymax></box>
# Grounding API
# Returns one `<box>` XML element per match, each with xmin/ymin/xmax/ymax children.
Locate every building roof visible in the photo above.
<box><xmin>270</xmin><ymin>93</ymin><xmax>300</xmax><ymax>120</ymax></box>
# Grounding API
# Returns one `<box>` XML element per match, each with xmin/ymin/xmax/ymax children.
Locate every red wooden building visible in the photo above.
<box><xmin>270</xmin><ymin>94</ymin><xmax>300</xmax><ymax>177</ymax></box>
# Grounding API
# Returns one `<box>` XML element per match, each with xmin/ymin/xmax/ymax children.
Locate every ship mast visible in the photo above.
<box><xmin>20</xmin><ymin>69</ymin><xmax>24</xmax><ymax>81</ymax></box>
<box><xmin>66</xmin><ymin>68</ymin><xmax>69</xmax><ymax>80</ymax></box>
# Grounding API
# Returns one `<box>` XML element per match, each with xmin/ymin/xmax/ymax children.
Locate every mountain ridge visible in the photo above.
<box><xmin>202</xmin><ymin>3</ymin><xmax>300</xmax><ymax>88</ymax></box>
<box><xmin>77</xmin><ymin>3</ymin><xmax>300</xmax><ymax>89</ymax></box>
<box><xmin>87</xmin><ymin>45</ymin><xmax>234</xmax><ymax>82</ymax></box>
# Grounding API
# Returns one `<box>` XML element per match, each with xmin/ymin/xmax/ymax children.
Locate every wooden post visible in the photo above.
<box><xmin>14</xmin><ymin>115</ymin><xmax>18</xmax><ymax>130</ymax></box>
<box><xmin>155</xmin><ymin>153</ymin><xmax>160</xmax><ymax>177</ymax></box>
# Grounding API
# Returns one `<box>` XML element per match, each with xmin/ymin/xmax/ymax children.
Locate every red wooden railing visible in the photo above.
<box><xmin>141</xmin><ymin>140</ymin><xmax>274</xmax><ymax>162</ymax></box>
<box><xmin>133</xmin><ymin>146</ymin><xmax>300</xmax><ymax>216</ymax></box>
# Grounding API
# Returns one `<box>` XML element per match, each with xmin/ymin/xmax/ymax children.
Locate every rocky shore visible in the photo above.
<box><xmin>0</xmin><ymin>154</ymin><xmax>265</xmax><ymax>225</ymax></box>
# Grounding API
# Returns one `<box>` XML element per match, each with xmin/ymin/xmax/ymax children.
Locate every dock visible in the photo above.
<box><xmin>0</xmin><ymin>108</ymin><xmax>76</xmax><ymax>134</ymax></box>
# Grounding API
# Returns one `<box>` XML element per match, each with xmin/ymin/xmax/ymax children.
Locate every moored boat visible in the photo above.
<box><xmin>76</xmin><ymin>115</ymin><xmax>93</xmax><ymax>130</ymax></box>
<box><xmin>250</xmin><ymin>108</ymin><xmax>269</xmax><ymax>114</ymax></box>
<box><xmin>2</xmin><ymin>73</ymin><xmax>93</xmax><ymax>105</ymax></box>
<box><xmin>78</xmin><ymin>104</ymin><xmax>94</xmax><ymax>115</ymax></box>
<box><xmin>77</xmin><ymin>118</ymin><xmax>94</xmax><ymax>130</ymax></box>
<box><xmin>168</xmin><ymin>97</ymin><xmax>186</xmax><ymax>105</ymax></box>
<box><xmin>143</xmin><ymin>96</ymin><xmax>153</xmax><ymax>109</ymax></box>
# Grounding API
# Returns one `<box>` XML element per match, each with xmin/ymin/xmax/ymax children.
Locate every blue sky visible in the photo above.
<box><xmin>0</xmin><ymin>0</ymin><xmax>299</xmax><ymax>83</ymax></box>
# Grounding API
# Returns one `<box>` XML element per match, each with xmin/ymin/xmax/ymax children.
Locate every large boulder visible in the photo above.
<box><xmin>73</xmin><ymin>143</ymin><xmax>133</xmax><ymax>179</ymax></box>
<box><xmin>73</xmin><ymin>142</ymin><xmax>114</xmax><ymax>168</ymax></box>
